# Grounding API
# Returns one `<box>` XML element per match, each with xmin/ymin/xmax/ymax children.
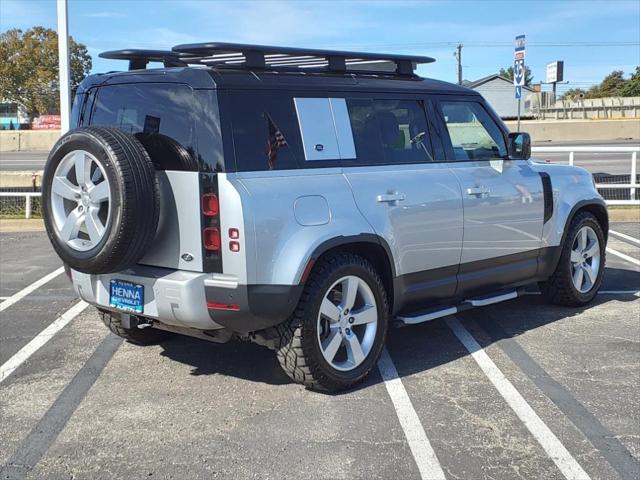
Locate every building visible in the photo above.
<box><xmin>463</xmin><ymin>75</ymin><xmax>535</xmax><ymax>119</ymax></box>
<box><xmin>0</xmin><ymin>101</ymin><xmax>29</xmax><ymax>130</ymax></box>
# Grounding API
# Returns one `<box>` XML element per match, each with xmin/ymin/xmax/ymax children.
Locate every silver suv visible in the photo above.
<box><xmin>42</xmin><ymin>43</ymin><xmax>608</xmax><ymax>392</ymax></box>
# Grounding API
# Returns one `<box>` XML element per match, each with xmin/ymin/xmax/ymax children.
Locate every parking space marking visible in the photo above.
<box><xmin>605</xmin><ymin>247</ymin><xmax>640</xmax><ymax>267</ymax></box>
<box><xmin>479</xmin><ymin>317</ymin><xmax>640</xmax><ymax>479</ymax></box>
<box><xmin>0</xmin><ymin>333</ymin><xmax>122</xmax><ymax>479</ymax></box>
<box><xmin>0</xmin><ymin>266</ymin><xmax>64</xmax><ymax>313</ymax></box>
<box><xmin>377</xmin><ymin>348</ymin><xmax>446</xmax><ymax>480</ymax></box>
<box><xmin>609</xmin><ymin>230</ymin><xmax>640</xmax><ymax>247</ymax></box>
<box><xmin>446</xmin><ymin>317</ymin><xmax>591</xmax><ymax>480</ymax></box>
<box><xmin>0</xmin><ymin>301</ymin><xmax>88</xmax><ymax>383</ymax></box>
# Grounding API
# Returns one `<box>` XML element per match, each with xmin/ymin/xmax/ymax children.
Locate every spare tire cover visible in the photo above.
<box><xmin>42</xmin><ymin>126</ymin><xmax>160</xmax><ymax>274</ymax></box>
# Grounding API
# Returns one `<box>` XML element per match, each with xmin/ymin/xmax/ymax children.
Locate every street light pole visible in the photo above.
<box><xmin>57</xmin><ymin>0</ymin><xmax>71</xmax><ymax>134</ymax></box>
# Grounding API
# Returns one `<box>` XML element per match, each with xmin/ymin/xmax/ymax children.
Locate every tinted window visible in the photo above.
<box><xmin>440</xmin><ymin>101</ymin><xmax>507</xmax><ymax>161</ymax></box>
<box><xmin>346</xmin><ymin>99</ymin><xmax>434</xmax><ymax>164</ymax></box>
<box><xmin>90</xmin><ymin>83</ymin><xmax>198</xmax><ymax>171</ymax></box>
<box><xmin>228</xmin><ymin>92</ymin><xmax>302</xmax><ymax>172</ymax></box>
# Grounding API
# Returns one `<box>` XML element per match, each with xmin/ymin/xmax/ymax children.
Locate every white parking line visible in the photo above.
<box><xmin>0</xmin><ymin>301</ymin><xmax>88</xmax><ymax>383</ymax></box>
<box><xmin>0</xmin><ymin>267</ymin><xmax>64</xmax><ymax>313</ymax></box>
<box><xmin>609</xmin><ymin>230</ymin><xmax>640</xmax><ymax>247</ymax></box>
<box><xmin>377</xmin><ymin>348</ymin><xmax>446</xmax><ymax>480</ymax></box>
<box><xmin>606</xmin><ymin>247</ymin><xmax>640</xmax><ymax>267</ymax></box>
<box><xmin>446</xmin><ymin>317</ymin><xmax>591</xmax><ymax>480</ymax></box>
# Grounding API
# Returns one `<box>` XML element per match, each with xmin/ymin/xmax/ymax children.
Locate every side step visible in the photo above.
<box><xmin>395</xmin><ymin>289</ymin><xmax>521</xmax><ymax>327</ymax></box>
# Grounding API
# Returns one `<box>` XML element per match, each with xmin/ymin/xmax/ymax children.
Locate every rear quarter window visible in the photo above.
<box><xmin>89</xmin><ymin>83</ymin><xmax>198</xmax><ymax>171</ymax></box>
<box><xmin>227</xmin><ymin>91</ymin><xmax>303</xmax><ymax>172</ymax></box>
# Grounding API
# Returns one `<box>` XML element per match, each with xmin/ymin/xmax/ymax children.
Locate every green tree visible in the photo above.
<box><xmin>619</xmin><ymin>66</ymin><xmax>640</xmax><ymax>97</ymax></box>
<box><xmin>585</xmin><ymin>70</ymin><xmax>627</xmax><ymax>98</ymax></box>
<box><xmin>499</xmin><ymin>65</ymin><xmax>534</xmax><ymax>86</ymax></box>
<box><xmin>0</xmin><ymin>27</ymin><xmax>92</xmax><ymax>121</ymax></box>
<box><xmin>561</xmin><ymin>88</ymin><xmax>587</xmax><ymax>100</ymax></box>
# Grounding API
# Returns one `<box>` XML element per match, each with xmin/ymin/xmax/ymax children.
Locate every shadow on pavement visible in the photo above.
<box><xmin>156</xmin><ymin>267</ymin><xmax>639</xmax><ymax>391</ymax></box>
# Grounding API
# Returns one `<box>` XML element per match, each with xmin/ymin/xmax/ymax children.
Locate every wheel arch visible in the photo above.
<box><xmin>561</xmin><ymin>199</ymin><xmax>609</xmax><ymax>247</ymax></box>
<box><xmin>300</xmin><ymin>234</ymin><xmax>396</xmax><ymax>312</ymax></box>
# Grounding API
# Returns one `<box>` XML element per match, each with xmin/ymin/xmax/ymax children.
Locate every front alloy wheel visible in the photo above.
<box><xmin>541</xmin><ymin>211</ymin><xmax>605</xmax><ymax>306</ymax></box>
<box><xmin>570</xmin><ymin>226</ymin><xmax>601</xmax><ymax>294</ymax></box>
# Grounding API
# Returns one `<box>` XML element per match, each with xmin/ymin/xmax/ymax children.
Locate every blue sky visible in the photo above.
<box><xmin>1</xmin><ymin>0</ymin><xmax>639</xmax><ymax>93</ymax></box>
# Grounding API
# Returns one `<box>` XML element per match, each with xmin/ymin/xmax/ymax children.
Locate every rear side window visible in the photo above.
<box><xmin>346</xmin><ymin>99</ymin><xmax>434</xmax><ymax>164</ymax></box>
<box><xmin>90</xmin><ymin>83</ymin><xmax>198</xmax><ymax>171</ymax></box>
<box><xmin>439</xmin><ymin>101</ymin><xmax>507</xmax><ymax>161</ymax></box>
<box><xmin>228</xmin><ymin>92</ymin><xmax>302</xmax><ymax>172</ymax></box>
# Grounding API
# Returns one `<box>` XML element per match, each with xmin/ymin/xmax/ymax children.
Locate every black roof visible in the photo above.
<box><xmin>90</xmin><ymin>42</ymin><xmax>475</xmax><ymax>96</ymax></box>
<box><xmin>80</xmin><ymin>66</ymin><xmax>475</xmax><ymax>96</ymax></box>
<box><xmin>100</xmin><ymin>42</ymin><xmax>434</xmax><ymax>75</ymax></box>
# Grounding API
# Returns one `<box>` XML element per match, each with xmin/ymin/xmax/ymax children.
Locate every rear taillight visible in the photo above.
<box><xmin>203</xmin><ymin>227</ymin><xmax>221</xmax><ymax>251</ymax></box>
<box><xmin>202</xmin><ymin>193</ymin><xmax>219</xmax><ymax>216</ymax></box>
<box><xmin>200</xmin><ymin>177</ymin><xmax>223</xmax><ymax>273</ymax></box>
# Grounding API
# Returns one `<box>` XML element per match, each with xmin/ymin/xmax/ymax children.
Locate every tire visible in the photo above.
<box><xmin>135</xmin><ymin>132</ymin><xmax>198</xmax><ymax>171</ymax></box>
<box><xmin>99</xmin><ymin>310</ymin><xmax>173</xmax><ymax>345</ymax></box>
<box><xmin>275</xmin><ymin>253</ymin><xmax>389</xmax><ymax>392</ymax></box>
<box><xmin>541</xmin><ymin>211</ymin><xmax>606</xmax><ymax>306</ymax></box>
<box><xmin>42</xmin><ymin>127</ymin><xmax>160</xmax><ymax>274</ymax></box>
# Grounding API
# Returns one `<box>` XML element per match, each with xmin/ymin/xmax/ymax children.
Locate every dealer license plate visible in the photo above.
<box><xmin>109</xmin><ymin>279</ymin><xmax>144</xmax><ymax>314</ymax></box>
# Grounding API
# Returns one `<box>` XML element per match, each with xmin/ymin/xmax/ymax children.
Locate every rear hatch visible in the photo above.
<box><xmin>82</xmin><ymin>81</ymin><xmax>222</xmax><ymax>274</ymax></box>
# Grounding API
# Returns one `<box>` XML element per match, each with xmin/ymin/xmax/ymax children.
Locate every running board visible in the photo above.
<box><xmin>463</xmin><ymin>290</ymin><xmax>518</xmax><ymax>307</ymax></box>
<box><xmin>396</xmin><ymin>306</ymin><xmax>458</xmax><ymax>325</ymax></box>
<box><xmin>395</xmin><ymin>289</ymin><xmax>521</xmax><ymax>326</ymax></box>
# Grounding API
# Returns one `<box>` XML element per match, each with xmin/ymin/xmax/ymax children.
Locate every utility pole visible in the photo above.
<box><xmin>57</xmin><ymin>0</ymin><xmax>71</xmax><ymax>134</ymax></box>
<box><xmin>455</xmin><ymin>44</ymin><xmax>463</xmax><ymax>85</ymax></box>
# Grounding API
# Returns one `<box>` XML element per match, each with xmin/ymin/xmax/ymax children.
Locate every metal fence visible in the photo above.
<box><xmin>0</xmin><ymin>147</ymin><xmax>638</xmax><ymax>218</ymax></box>
<box><xmin>0</xmin><ymin>191</ymin><xmax>42</xmax><ymax>218</ymax></box>
<box><xmin>531</xmin><ymin>146</ymin><xmax>639</xmax><ymax>206</ymax></box>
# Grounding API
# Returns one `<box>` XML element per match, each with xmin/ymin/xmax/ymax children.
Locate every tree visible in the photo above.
<box><xmin>0</xmin><ymin>27</ymin><xmax>92</xmax><ymax>122</ymax></box>
<box><xmin>561</xmin><ymin>88</ymin><xmax>587</xmax><ymax>100</ymax></box>
<box><xmin>499</xmin><ymin>65</ymin><xmax>534</xmax><ymax>86</ymax></box>
<box><xmin>586</xmin><ymin>70</ymin><xmax>627</xmax><ymax>98</ymax></box>
<box><xmin>619</xmin><ymin>66</ymin><xmax>640</xmax><ymax>97</ymax></box>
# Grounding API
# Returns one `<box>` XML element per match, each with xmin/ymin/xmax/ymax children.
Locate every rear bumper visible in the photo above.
<box><xmin>205</xmin><ymin>283</ymin><xmax>303</xmax><ymax>333</ymax></box>
<box><xmin>71</xmin><ymin>265</ymin><xmax>302</xmax><ymax>333</ymax></box>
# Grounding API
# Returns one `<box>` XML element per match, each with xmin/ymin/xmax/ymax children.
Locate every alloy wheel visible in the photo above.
<box><xmin>50</xmin><ymin>150</ymin><xmax>111</xmax><ymax>252</ymax></box>
<box><xmin>316</xmin><ymin>275</ymin><xmax>378</xmax><ymax>372</ymax></box>
<box><xmin>570</xmin><ymin>225</ymin><xmax>601</xmax><ymax>293</ymax></box>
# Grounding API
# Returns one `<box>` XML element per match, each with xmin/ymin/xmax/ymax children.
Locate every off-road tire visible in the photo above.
<box><xmin>275</xmin><ymin>253</ymin><xmax>389</xmax><ymax>392</ymax></box>
<box><xmin>43</xmin><ymin>127</ymin><xmax>160</xmax><ymax>274</ymax></box>
<box><xmin>540</xmin><ymin>211</ymin><xmax>606</xmax><ymax>306</ymax></box>
<box><xmin>99</xmin><ymin>310</ymin><xmax>173</xmax><ymax>345</ymax></box>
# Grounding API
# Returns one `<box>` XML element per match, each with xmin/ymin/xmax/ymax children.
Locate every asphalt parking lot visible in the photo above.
<box><xmin>0</xmin><ymin>223</ymin><xmax>639</xmax><ymax>480</ymax></box>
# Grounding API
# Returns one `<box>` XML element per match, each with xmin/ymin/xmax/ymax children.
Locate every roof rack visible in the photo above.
<box><xmin>99</xmin><ymin>49</ymin><xmax>190</xmax><ymax>70</ymax></box>
<box><xmin>99</xmin><ymin>42</ymin><xmax>435</xmax><ymax>75</ymax></box>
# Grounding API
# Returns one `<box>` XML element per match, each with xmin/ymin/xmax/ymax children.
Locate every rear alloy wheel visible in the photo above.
<box><xmin>317</xmin><ymin>275</ymin><xmax>378</xmax><ymax>372</ymax></box>
<box><xmin>275</xmin><ymin>253</ymin><xmax>388</xmax><ymax>392</ymax></box>
<box><xmin>541</xmin><ymin>211</ymin><xmax>605</xmax><ymax>306</ymax></box>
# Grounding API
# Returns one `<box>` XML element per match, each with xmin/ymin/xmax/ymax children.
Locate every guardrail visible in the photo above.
<box><xmin>0</xmin><ymin>147</ymin><xmax>638</xmax><ymax>219</ymax></box>
<box><xmin>531</xmin><ymin>146</ymin><xmax>639</xmax><ymax>206</ymax></box>
<box><xmin>0</xmin><ymin>192</ymin><xmax>41</xmax><ymax>219</ymax></box>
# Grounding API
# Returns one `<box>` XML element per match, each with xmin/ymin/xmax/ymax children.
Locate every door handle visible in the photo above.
<box><xmin>376</xmin><ymin>193</ymin><xmax>406</xmax><ymax>203</ymax></box>
<box><xmin>466</xmin><ymin>187</ymin><xmax>490</xmax><ymax>197</ymax></box>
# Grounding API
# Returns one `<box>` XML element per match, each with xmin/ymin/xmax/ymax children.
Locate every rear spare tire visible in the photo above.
<box><xmin>42</xmin><ymin>127</ymin><xmax>160</xmax><ymax>274</ymax></box>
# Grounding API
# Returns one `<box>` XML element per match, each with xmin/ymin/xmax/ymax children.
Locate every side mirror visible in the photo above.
<box><xmin>508</xmin><ymin>132</ymin><xmax>531</xmax><ymax>160</ymax></box>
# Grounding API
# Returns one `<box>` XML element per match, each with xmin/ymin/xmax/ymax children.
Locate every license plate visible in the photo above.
<box><xmin>109</xmin><ymin>279</ymin><xmax>144</xmax><ymax>314</ymax></box>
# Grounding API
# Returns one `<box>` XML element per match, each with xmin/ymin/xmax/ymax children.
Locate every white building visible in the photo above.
<box><xmin>464</xmin><ymin>75</ymin><xmax>535</xmax><ymax>119</ymax></box>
